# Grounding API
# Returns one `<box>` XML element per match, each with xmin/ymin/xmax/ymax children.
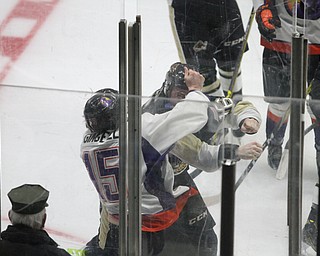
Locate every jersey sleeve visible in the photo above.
<box><xmin>142</xmin><ymin>91</ymin><xmax>210</xmax><ymax>155</ymax></box>
<box><xmin>229</xmin><ymin>100</ymin><xmax>262</xmax><ymax>128</ymax></box>
<box><xmin>171</xmin><ymin>133</ymin><xmax>221</xmax><ymax>172</ymax></box>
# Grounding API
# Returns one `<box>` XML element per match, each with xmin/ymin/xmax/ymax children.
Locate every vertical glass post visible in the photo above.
<box><xmin>119</xmin><ymin>19</ymin><xmax>128</xmax><ymax>256</ymax></box>
<box><xmin>220</xmin><ymin>126</ymin><xmax>237</xmax><ymax>256</ymax></box>
<box><xmin>220</xmin><ymin>160</ymin><xmax>236</xmax><ymax>256</ymax></box>
<box><xmin>127</xmin><ymin>15</ymin><xmax>142</xmax><ymax>256</ymax></box>
<box><xmin>288</xmin><ymin>34</ymin><xmax>306</xmax><ymax>256</ymax></box>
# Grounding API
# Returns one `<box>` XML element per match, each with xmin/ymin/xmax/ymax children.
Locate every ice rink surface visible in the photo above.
<box><xmin>0</xmin><ymin>1</ymin><xmax>318</xmax><ymax>255</ymax></box>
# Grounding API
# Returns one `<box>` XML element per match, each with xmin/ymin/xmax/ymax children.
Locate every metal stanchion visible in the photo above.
<box><xmin>220</xmin><ymin>159</ymin><xmax>236</xmax><ymax>256</ymax></box>
<box><xmin>119</xmin><ymin>19</ymin><xmax>128</xmax><ymax>256</ymax></box>
<box><xmin>288</xmin><ymin>34</ymin><xmax>306</xmax><ymax>256</ymax></box>
<box><xmin>127</xmin><ymin>16</ymin><xmax>142</xmax><ymax>256</ymax></box>
<box><xmin>220</xmin><ymin>138</ymin><xmax>237</xmax><ymax>256</ymax></box>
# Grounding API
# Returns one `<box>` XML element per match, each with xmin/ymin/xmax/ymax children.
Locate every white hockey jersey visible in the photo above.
<box><xmin>253</xmin><ymin>0</ymin><xmax>320</xmax><ymax>54</ymax></box>
<box><xmin>80</xmin><ymin>91</ymin><xmax>211</xmax><ymax>231</ymax></box>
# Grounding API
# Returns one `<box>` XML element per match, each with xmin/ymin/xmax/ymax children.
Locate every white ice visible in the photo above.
<box><xmin>0</xmin><ymin>1</ymin><xmax>317</xmax><ymax>255</ymax></box>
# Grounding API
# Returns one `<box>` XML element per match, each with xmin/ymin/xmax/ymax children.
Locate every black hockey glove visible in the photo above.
<box><xmin>256</xmin><ymin>3</ymin><xmax>281</xmax><ymax>42</ymax></box>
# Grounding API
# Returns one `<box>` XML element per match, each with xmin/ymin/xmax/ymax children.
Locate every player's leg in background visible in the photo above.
<box><xmin>213</xmin><ymin>0</ymin><xmax>248</xmax><ymax>103</ymax></box>
<box><xmin>302</xmin><ymin>138</ymin><xmax>320</xmax><ymax>252</ymax></box>
<box><xmin>303</xmin><ymin>58</ymin><xmax>320</xmax><ymax>253</ymax></box>
<box><xmin>302</xmin><ymin>183</ymin><xmax>319</xmax><ymax>254</ymax></box>
<box><xmin>306</xmin><ymin>126</ymin><xmax>320</xmax><ymax>250</ymax></box>
<box><xmin>169</xmin><ymin>0</ymin><xmax>223</xmax><ymax>97</ymax></box>
<box><xmin>262</xmin><ymin>48</ymin><xmax>291</xmax><ymax>170</ymax></box>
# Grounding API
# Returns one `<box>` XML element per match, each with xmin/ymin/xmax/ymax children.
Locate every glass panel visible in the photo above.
<box><xmin>0</xmin><ymin>87</ymin><xmax>98</xmax><ymax>254</ymax></box>
<box><xmin>2</xmin><ymin>89</ymin><xmax>317</xmax><ymax>255</ymax></box>
<box><xmin>139</xmin><ymin>0</ymin><xmax>318</xmax><ymax>254</ymax></box>
<box><xmin>1</xmin><ymin>0</ymin><xmax>318</xmax><ymax>255</ymax></box>
<box><xmin>0</xmin><ymin>0</ymin><xmax>124</xmax><ymax>91</ymax></box>
<box><xmin>302</xmin><ymin>97</ymin><xmax>319</xmax><ymax>256</ymax></box>
<box><xmin>0</xmin><ymin>1</ymin><xmax>124</xmax><ymax>255</ymax></box>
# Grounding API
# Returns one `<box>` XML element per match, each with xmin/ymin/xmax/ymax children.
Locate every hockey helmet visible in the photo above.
<box><xmin>163</xmin><ymin>62</ymin><xmax>196</xmax><ymax>97</ymax></box>
<box><xmin>84</xmin><ymin>88</ymin><xmax>120</xmax><ymax>133</ymax></box>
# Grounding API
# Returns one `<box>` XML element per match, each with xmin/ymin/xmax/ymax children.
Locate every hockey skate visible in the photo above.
<box><xmin>302</xmin><ymin>206</ymin><xmax>318</xmax><ymax>255</ymax></box>
<box><xmin>267</xmin><ymin>142</ymin><xmax>283</xmax><ymax>170</ymax></box>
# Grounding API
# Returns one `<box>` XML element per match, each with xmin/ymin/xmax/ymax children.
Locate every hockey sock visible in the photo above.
<box><xmin>219</xmin><ymin>69</ymin><xmax>242</xmax><ymax>98</ymax></box>
<box><xmin>230</xmin><ymin>89</ymin><xmax>243</xmax><ymax>105</ymax></box>
<box><xmin>266</xmin><ymin>111</ymin><xmax>288</xmax><ymax>170</ymax></box>
<box><xmin>266</xmin><ymin>111</ymin><xmax>288</xmax><ymax>143</ymax></box>
<box><xmin>202</xmin><ymin>79</ymin><xmax>223</xmax><ymax>97</ymax></box>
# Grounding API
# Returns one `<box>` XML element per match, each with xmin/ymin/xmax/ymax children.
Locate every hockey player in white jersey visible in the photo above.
<box><xmin>142</xmin><ymin>62</ymin><xmax>263</xmax><ymax>255</ymax></box>
<box><xmin>80</xmin><ymin>69</ymin><xmax>213</xmax><ymax>255</ymax></box>
<box><xmin>254</xmin><ymin>0</ymin><xmax>320</xmax><ymax>253</ymax></box>
<box><xmin>143</xmin><ymin>62</ymin><xmax>263</xmax><ymax>172</ymax></box>
<box><xmin>253</xmin><ymin>0</ymin><xmax>320</xmax><ymax>169</ymax></box>
<box><xmin>81</xmin><ymin>67</ymin><xmax>262</xmax><ymax>255</ymax></box>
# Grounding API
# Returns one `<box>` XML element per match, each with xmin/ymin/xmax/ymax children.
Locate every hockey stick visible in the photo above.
<box><xmin>189</xmin><ymin>168</ymin><xmax>203</xmax><ymax>179</ymax></box>
<box><xmin>234</xmin><ymin>108</ymin><xmax>291</xmax><ymax>191</ymax></box>
<box><xmin>276</xmin><ymin>83</ymin><xmax>317</xmax><ymax>179</ymax></box>
<box><xmin>234</xmin><ymin>139</ymin><xmax>268</xmax><ymax>191</ymax></box>
<box><xmin>276</xmin><ymin>121</ymin><xmax>318</xmax><ymax>180</ymax></box>
<box><xmin>189</xmin><ymin>7</ymin><xmax>256</xmax><ymax>179</ymax></box>
<box><xmin>226</xmin><ymin>6</ymin><xmax>255</xmax><ymax>98</ymax></box>
<box><xmin>235</xmin><ymin>9</ymin><xmax>314</xmax><ymax>188</ymax></box>
<box><xmin>204</xmin><ymin>122</ymin><xmax>319</xmax><ymax>202</ymax></box>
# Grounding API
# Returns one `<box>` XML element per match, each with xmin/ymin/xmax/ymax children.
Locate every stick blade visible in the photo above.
<box><xmin>276</xmin><ymin>148</ymin><xmax>289</xmax><ymax>180</ymax></box>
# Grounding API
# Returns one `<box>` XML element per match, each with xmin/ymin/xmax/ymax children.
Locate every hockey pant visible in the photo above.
<box><xmin>263</xmin><ymin>49</ymin><xmax>320</xmax><ymax>148</ymax></box>
<box><xmin>142</xmin><ymin>190</ymin><xmax>217</xmax><ymax>256</ymax></box>
<box><xmin>84</xmin><ymin>194</ymin><xmax>217</xmax><ymax>256</ymax></box>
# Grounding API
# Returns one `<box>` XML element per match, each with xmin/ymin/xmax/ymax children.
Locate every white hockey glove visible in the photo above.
<box><xmin>237</xmin><ymin>141</ymin><xmax>263</xmax><ymax>160</ymax></box>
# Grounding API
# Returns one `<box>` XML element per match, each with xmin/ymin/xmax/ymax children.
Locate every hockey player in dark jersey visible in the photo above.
<box><xmin>168</xmin><ymin>0</ymin><xmax>248</xmax><ymax>102</ymax></box>
<box><xmin>81</xmin><ymin>66</ymin><xmax>262</xmax><ymax>255</ymax></box>
<box><xmin>254</xmin><ymin>0</ymin><xmax>320</xmax><ymax>253</ymax></box>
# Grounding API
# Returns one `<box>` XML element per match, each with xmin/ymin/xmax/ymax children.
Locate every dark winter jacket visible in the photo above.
<box><xmin>0</xmin><ymin>224</ymin><xmax>70</xmax><ymax>256</ymax></box>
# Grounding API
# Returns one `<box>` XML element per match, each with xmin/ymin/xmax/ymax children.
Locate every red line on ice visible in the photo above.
<box><xmin>0</xmin><ymin>0</ymin><xmax>59</xmax><ymax>83</ymax></box>
<box><xmin>1</xmin><ymin>216</ymin><xmax>87</xmax><ymax>245</ymax></box>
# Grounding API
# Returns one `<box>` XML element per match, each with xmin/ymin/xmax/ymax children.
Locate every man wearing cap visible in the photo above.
<box><xmin>0</xmin><ymin>184</ymin><xmax>70</xmax><ymax>256</ymax></box>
